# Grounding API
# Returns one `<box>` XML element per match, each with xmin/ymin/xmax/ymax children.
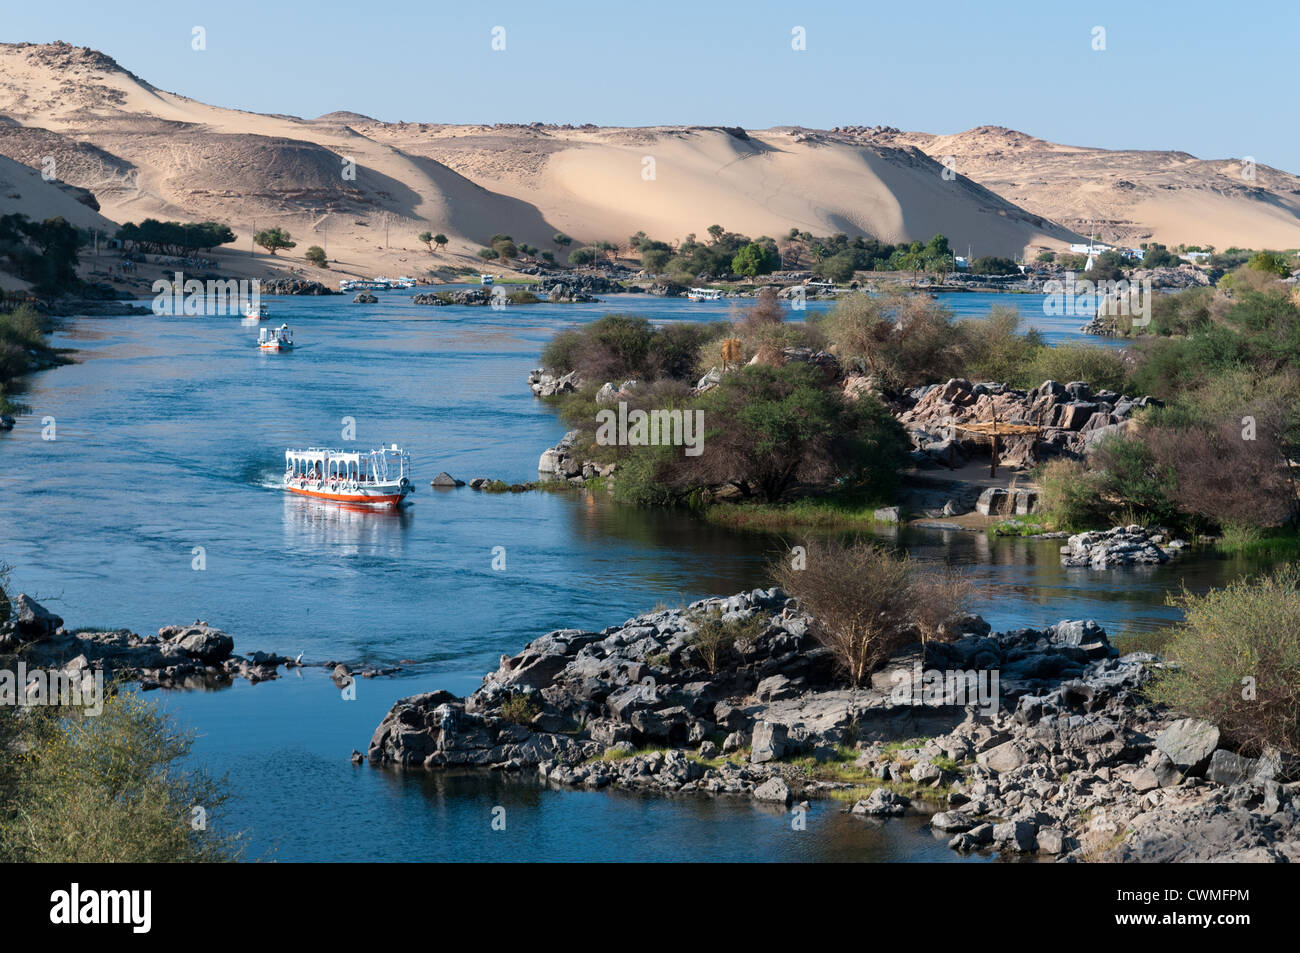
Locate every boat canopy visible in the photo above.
<box><xmin>285</xmin><ymin>445</ymin><xmax>408</xmax><ymax>482</ymax></box>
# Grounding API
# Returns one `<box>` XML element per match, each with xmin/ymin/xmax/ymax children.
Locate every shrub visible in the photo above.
<box><xmin>1036</xmin><ymin>458</ymin><xmax>1108</xmax><ymax>530</ymax></box>
<box><xmin>1147</xmin><ymin>568</ymin><xmax>1300</xmax><ymax>755</ymax></box>
<box><xmin>304</xmin><ymin>245</ymin><xmax>327</xmax><ymax>268</ymax></box>
<box><xmin>820</xmin><ymin>291</ymin><xmax>967</xmax><ymax>389</ymax></box>
<box><xmin>0</xmin><ymin>689</ymin><xmax>240</xmax><ymax>861</ymax></box>
<box><xmin>961</xmin><ymin>305</ymin><xmax>1044</xmax><ymax>384</ymax></box>
<box><xmin>770</xmin><ymin>540</ymin><xmax>973</xmax><ymax>685</ymax></box>
<box><xmin>680</xmin><ymin>362</ymin><xmax>909</xmax><ymax>503</ymax></box>
<box><xmin>1024</xmin><ymin>341</ymin><xmax>1127</xmax><ymax>392</ymax></box>
<box><xmin>689</xmin><ymin>609</ymin><xmax>767</xmax><ymax>674</ymax></box>
<box><xmin>499</xmin><ymin>694</ymin><xmax>540</xmax><ymax>725</ymax></box>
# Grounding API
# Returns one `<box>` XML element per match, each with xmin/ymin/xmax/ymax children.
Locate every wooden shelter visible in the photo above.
<box><xmin>952</xmin><ymin>417</ymin><xmax>1043</xmax><ymax>478</ymax></box>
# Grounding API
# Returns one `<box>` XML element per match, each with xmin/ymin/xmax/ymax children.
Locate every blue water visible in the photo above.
<box><xmin>0</xmin><ymin>291</ymin><xmax>1243</xmax><ymax>861</ymax></box>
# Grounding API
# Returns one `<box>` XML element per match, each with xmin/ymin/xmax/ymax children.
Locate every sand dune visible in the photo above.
<box><xmin>0</xmin><ymin>41</ymin><xmax>1296</xmax><ymax>286</ymax></box>
<box><xmin>860</xmin><ymin>124</ymin><xmax>1300</xmax><ymax>250</ymax></box>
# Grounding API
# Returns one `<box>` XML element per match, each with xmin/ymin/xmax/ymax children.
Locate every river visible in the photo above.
<box><xmin>0</xmin><ymin>290</ymin><xmax>1261</xmax><ymax>860</ymax></box>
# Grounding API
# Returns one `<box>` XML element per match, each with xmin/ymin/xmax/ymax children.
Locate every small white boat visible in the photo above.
<box><xmin>480</xmin><ymin>274</ymin><xmax>495</xmax><ymax>286</ymax></box>
<box><xmin>244</xmin><ymin>302</ymin><xmax>269</xmax><ymax>320</ymax></box>
<box><xmin>259</xmin><ymin>324</ymin><xmax>294</xmax><ymax>350</ymax></box>
<box><xmin>687</xmin><ymin>287</ymin><xmax>723</xmax><ymax>301</ymax></box>
<box><xmin>282</xmin><ymin>445</ymin><xmax>414</xmax><ymax>507</ymax></box>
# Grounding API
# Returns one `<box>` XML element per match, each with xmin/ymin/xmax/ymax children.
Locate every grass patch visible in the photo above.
<box><xmin>1111</xmin><ymin>628</ymin><xmax>1174</xmax><ymax>658</ymax></box>
<box><xmin>1215</xmin><ymin>527</ymin><xmax>1300</xmax><ymax>560</ymax></box>
<box><xmin>702</xmin><ymin>495</ymin><xmax>894</xmax><ymax>532</ymax></box>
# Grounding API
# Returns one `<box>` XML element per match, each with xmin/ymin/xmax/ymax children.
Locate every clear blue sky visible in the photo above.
<box><xmin>6</xmin><ymin>0</ymin><xmax>1298</xmax><ymax>172</ymax></box>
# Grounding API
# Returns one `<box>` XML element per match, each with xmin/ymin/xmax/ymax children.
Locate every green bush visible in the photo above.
<box><xmin>1024</xmin><ymin>342</ymin><xmax>1128</xmax><ymax>392</ymax></box>
<box><xmin>1147</xmin><ymin>568</ymin><xmax>1300</xmax><ymax>755</ymax></box>
<box><xmin>689</xmin><ymin>609</ymin><xmax>767</xmax><ymax>674</ymax></box>
<box><xmin>499</xmin><ymin>694</ymin><xmax>540</xmax><ymax>725</ymax></box>
<box><xmin>0</xmin><ymin>689</ymin><xmax>240</xmax><ymax>861</ymax></box>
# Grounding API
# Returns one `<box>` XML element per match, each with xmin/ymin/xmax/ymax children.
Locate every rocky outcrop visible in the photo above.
<box><xmin>0</xmin><ymin>596</ymin><xmax>298</xmax><ymax>688</ymax></box>
<box><xmin>1060</xmin><ymin>525</ymin><xmax>1185</xmax><ymax>569</ymax></box>
<box><xmin>353</xmin><ymin>292</ymin><xmax>377</xmax><ymax>304</ymax></box>
<box><xmin>366</xmin><ymin>588</ymin><xmax>1300</xmax><ymax>861</ymax></box>
<box><xmin>930</xmin><ymin>656</ymin><xmax>1300</xmax><ymax>862</ymax></box>
<box><xmin>258</xmin><ymin>278</ymin><xmax>336</xmax><ymax>295</ymax></box>
<box><xmin>536</xmin><ymin>429</ymin><xmax>614</xmax><ymax>485</ymax></box>
<box><xmin>896</xmin><ymin>378</ymin><xmax>1160</xmax><ymax>470</ymax></box>
<box><xmin>528</xmin><ymin>368</ymin><xmax>581</xmax><ymax>397</ymax></box>
<box><xmin>535</xmin><ymin>274</ymin><xmax>621</xmax><ymax>296</ymax></box>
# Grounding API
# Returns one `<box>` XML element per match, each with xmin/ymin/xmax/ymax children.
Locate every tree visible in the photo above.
<box><xmin>433</xmin><ymin>233</ymin><xmax>448</xmax><ymax>252</ymax></box>
<box><xmin>679</xmin><ymin>362</ymin><xmax>909</xmax><ymax>503</ymax></box>
<box><xmin>304</xmin><ymin>245</ymin><xmax>328</xmax><ymax>268</ymax></box>
<box><xmin>477</xmin><ymin>247</ymin><xmax>499</xmax><ymax>260</ymax></box>
<box><xmin>254</xmin><ymin>227</ymin><xmax>295</xmax><ymax>256</ymax></box>
<box><xmin>707</xmin><ymin>224</ymin><xmax>725</xmax><ymax>244</ymax></box>
<box><xmin>418</xmin><ymin>231</ymin><xmax>433</xmax><ymax>253</ymax></box>
<box><xmin>568</xmin><ymin>247</ymin><xmax>597</xmax><ymax>266</ymax></box>
<box><xmin>969</xmin><ymin>255</ymin><xmax>1019</xmax><ymax>276</ymax></box>
<box><xmin>1248</xmin><ymin>251</ymin><xmax>1292</xmax><ymax>277</ymax></box>
<box><xmin>771</xmin><ymin>540</ymin><xmax>972</xmax><ymax>685</ymax></box>
<box><xmin>492</xmin><ymin>238</ymin><xmax>518</xmax><ymax>260</ymax></box>
<box><xmin>731</xmin><ymin>242</ymin><xmax>780</xmax><ymax>279</ymax></box>
<box><xmin>553</xmin><ymin>233</ymin><xmax>572</xmax><ymax>247</ymax></box>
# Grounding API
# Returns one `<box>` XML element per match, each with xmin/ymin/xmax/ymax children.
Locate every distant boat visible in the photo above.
<box><xmin>377</xmin><ymin>275</ymin><xmax>416</xmax><ymax>289</ymax></box>
<box><xmin>258</xmin><ymin>324</ymin><xmax>294</xmax><ymax>350</ymax></box>
<box><xmin>244</xmin><ymin>302</ymin><xmax>268</xmax><ymax>320</ymax></box>
<box><xmin>282</xmin><ymin>445</ymin><xmax>414</xmax><ymax>507</ymax></box>
<box><xmin>480</xmin><ymin>274</ymin><xmax>495</xmax><ymax>286</ymax></box>
<box><xmin>339</xmin><ymin>278</ymin><xmax>394</xmax><ymax>292</ymax></box>
<box><xmin>687</xmin><ymin>287</ymin><xmax>723</xmax><ymax>301</ymax></box>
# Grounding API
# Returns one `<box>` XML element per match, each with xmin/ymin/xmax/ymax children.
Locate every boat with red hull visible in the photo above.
<box><xmin>282</xmin><ymin>445</ymin><xmax>413</xmax><ymax>507</ymax></box>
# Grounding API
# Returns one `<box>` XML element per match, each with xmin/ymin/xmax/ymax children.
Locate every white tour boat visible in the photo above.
<box><xmin>244</xmin><ymin>302</ymin><xmax>269</xmax><ymax>320</ymax></box>
<box><xmin>479</xmin><ymin>274</ymin><xmax>495</xmax><ymax>286</ymax></box>
<box><xmin>282</xmin><ymin>444</ymin><xmax>414</xmax><ymax>507</ymax></box>
<box><xmin>686</xmin><ymin>287</ymin><xmax>723</xmax><ymax>301</ymax></box>
<box><xmin>258</xmin><ymin>324</ymin><xmax>294</xmax><ymax>350</ymax></box>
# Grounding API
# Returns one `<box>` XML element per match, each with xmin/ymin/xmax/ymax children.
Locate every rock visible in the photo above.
<box><xmin>1037</xmin><ymin>828</ymin><xmax>1065</xmax><ymax>854</ymax></box>
<box><xmin>430</xmin><ymin>472</ymin><xmax>465</xmax><ymax>487</ymax></box>
<box><xmin>975</xmin><ymin>487</ymin><xmax>1009</xmax><ymax>516</ymax></box>
<box><xmin>977</xmin><ymin>740</ymin><xmax>1030</xmax><ymax>773</ymax></box>
<box><xmin>350</xmin><ymin>749</ymin><xmax>364</xmax><ymax>764</ymax></box>
<box><xmin>872</xmin><ymin>506</ymin><xmax>901</xmax><ymax>523</ymax></box>
<box><xmin>751</xmin><ymin>721</ymin><xmax>788</xmax><ymax>764</ymax></box>
<box><xmin>930</xmin><ymin>811</ymin><xmax>974</xmax><ymax>832</ymax></box>
<box><xmin>12</xmin><ymin>594</ymin><xmax>63</xmax><ymax>639</ymax></box>
<box><xmin>171</xmin><ymin>624</ymin><xmax>234</xmax><ymax>662</ymax></box>
<box><xmin>993</xmin><ymin>820</ymin><xmax>1038</xmax><ymax>852</ymax></box>
<box><xmin>1207</xmin><ymin>749</ymin><xmax>1257</xmax><ymax>787</ymax></box>
<box><xmin>753</xmin><ymin>777</ymin><xmax>792</xmax><ymax>805</ymax></box>
<box><xmin>353</xmin><ymin>292</ymin><xmax>377</xmax><ymax>304</ymax></box>
<box><xmin>851</xmin><ymin>788</ymin><xmax>910</xmax><ymax>816</ymax></box>
<box><xmin>1155</xmin><ymin>718</ymin><xmax>1221</xmax><ymax>774</ymax></box>
<box><xmin>722</xmin><ymin>731</ymin><xmax>748</xmax><ymax>753</ymax></box>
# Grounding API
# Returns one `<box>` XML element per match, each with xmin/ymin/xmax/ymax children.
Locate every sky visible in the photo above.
<box><xmin>4</xmin><ymin>0</ymin><xmax>1298</xmax><ymax>172</ymax></box>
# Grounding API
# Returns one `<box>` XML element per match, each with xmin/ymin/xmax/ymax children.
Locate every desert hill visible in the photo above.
<box><xmin>0</xmin><ymin>41</ymin><xmax>1296</xmax><ymax>285</ymax></box>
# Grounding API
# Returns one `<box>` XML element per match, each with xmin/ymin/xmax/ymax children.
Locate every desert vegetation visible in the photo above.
<box><xmin>770</xmin><ymin>539</ymin><xmax>975</xmax><ymax>685</ymax></box>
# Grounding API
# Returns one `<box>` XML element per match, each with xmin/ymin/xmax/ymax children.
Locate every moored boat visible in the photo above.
<box><xmin>244</xmin><ymin>302</ymin><xmax>269</xmax><ymax>320</ymax></box>
<box><xmin>282</xmin><ymin>445</ymin><xmax>414</xmax><ymax>506</ymax></box>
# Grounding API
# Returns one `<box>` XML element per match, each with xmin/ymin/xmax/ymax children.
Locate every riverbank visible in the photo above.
<box><xmin>366</xmin><ymin>587</ymin><xmax>1300</xmax><ymax>862</ymax></box>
